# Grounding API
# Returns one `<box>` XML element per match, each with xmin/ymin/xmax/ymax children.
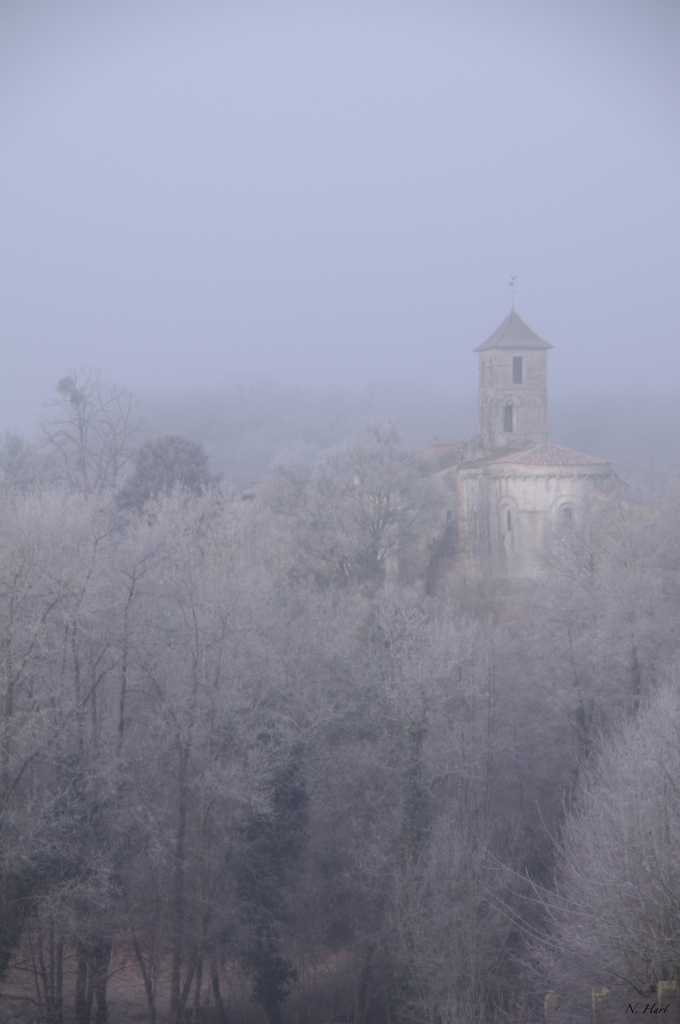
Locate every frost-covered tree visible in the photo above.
<box><xmin>532</xmin><ymin>683</ymin><xmax>680</xmax><ymax>1018</ymax></box>
<box><xmin>267</xmin><ymin>423</ymin><xmax>444</xmax><ymax>587</ymax></box>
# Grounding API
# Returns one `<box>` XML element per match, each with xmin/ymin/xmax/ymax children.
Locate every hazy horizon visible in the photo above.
<box><xmin>2</xmin><ymin>0</ymin><xmax>679</xmax><ymax>437</ymax></box>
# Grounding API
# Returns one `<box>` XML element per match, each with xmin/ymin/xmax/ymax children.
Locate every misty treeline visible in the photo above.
<box><xmin>140</xmin><ymin>379</ymin><xmax>680</xmax><ymax>490</ymax></box>
<box><xmin>5</xmin><ymin>368</ymin><xmax>680</xmax><ymax>491</ymax></box>
<box><xmin>1</xmin><ymin>373</ymin><xmax>680</xmax><ymax>1024</ymax></box>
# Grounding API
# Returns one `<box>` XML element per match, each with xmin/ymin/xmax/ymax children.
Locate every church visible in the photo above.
<box><xmin>417</xmin><ymin>309</ymin><xmax>615</xmax><ymax>579</ymax></box>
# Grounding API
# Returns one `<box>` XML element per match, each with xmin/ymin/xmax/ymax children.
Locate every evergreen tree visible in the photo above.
<box><xmin>118</xmin><ymin>434</ymin><xmax>213</xmax><ymax>510</ymax></box>
<box><xmin>236</xmin><ymin>750</ymin><xmax>308</xmax><ymax>1024</ymax></box>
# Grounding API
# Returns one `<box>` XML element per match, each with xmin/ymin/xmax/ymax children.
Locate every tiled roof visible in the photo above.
<box><xmin>459</xmin><ymin>449</ymin><xmax>516</xmax><ymax>469</ymax></box>
<box><xmin>490</xmin><ymin>443</ymin><xmax>609</xmax><ymax>467</ymax></box>
<box><xmin>474</xmin><ymin>309</ymin><xmax>553</xmax><ymax>351</ymax></box>
<box><xmin>407</xmin><ymin>443</ymin><xmax>466</xmax><ymax>473</ymax></box>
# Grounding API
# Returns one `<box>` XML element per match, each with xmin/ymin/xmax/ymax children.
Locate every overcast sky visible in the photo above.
<box><xmin>1</xmin><ymin>0</ymin><xmax>679</xmax><ymax>434</ymax></box>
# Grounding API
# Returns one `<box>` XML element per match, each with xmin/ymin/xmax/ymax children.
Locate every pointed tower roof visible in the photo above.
<box><xmin>474</xmin><ymin>309</ymin><xmax>553</xmax><ymax>351</ymax></box>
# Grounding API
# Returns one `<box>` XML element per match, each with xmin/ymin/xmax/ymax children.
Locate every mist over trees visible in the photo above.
<box><xmin>6</xmin><ymin>373</ymin><xmax>680</xmax><ymax>494</ymax></box>
<box><xmin>140</xmin><ymin>380</ymin><xmax>680</xmax><ymax>493</ymax></box>
<box><xmin>0</xmin><ymin>375</ymin><xmax>680</xmax><ymax>1023</ymax></box>
<box><xmin>3</xmin><ymin>0</ymin><xmax>678</xmax><ymax>1017</ymax></box>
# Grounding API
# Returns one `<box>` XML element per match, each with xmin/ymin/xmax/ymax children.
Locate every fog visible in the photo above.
<box><xmin>139</xmin><ymin>380</ymin><xmax>680</xmax><ymax>490</ymax></box>
<box><xmin>1</xmin><ymin>0</ymin><xmax>679</xmax><ymax>445</ymax></box>
<box><xmin>3</xmin><ymin>9</ymin><xmax>680</xmax><ymax>1020</ymax></box>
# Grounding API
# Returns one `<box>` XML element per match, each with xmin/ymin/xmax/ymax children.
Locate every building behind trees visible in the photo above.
<box><xmin>412</xmin><ymin>308</ymin><xmax>620</xmax><ymax>579</ymax></box>
<box><xmin>0</xmin><ymin>338</ymin><xmax>676</xmax><ymax>1024</ymax></box>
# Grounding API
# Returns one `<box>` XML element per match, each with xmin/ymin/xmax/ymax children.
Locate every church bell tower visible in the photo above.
<box><xmin>474</xmin><ymin>309</ymin><xmax>552</xmax><ymax>450</ymax></box>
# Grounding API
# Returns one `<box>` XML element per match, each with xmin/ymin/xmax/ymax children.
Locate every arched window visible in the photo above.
<box><xmin>506</xmin><ymin>509</ymin><xmax>512</xmax><ymax>532</ymax></box>
<box><xmin>503</xmin><ymin>403</ymin><xmax>513</xmax><ymax>432</ymax></box>
<box><xmin>561</xmin><ymin>505</ymin><xmax>573</xmax><ymax>522</ymax></box>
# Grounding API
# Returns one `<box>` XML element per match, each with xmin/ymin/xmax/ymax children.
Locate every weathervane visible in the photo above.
<box><xmin>508</xmin><ymin>274</ymin><xmax>518</xmax><ymax>309</ymax></box>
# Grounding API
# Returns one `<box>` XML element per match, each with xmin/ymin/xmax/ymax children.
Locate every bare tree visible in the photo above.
<box><xmin>42</xmin><ymin>370</ymin><xmax>142</xmax><ymax>494</ymax></box>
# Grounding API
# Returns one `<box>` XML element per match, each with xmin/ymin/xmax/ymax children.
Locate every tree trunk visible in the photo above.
<box><xmin>132</xmin><ymin>932</ymin><xmax>156</xmax><ymax>1024</ymax></box>
<box><xmin>55</xmin><ymin>934</ymin><xmax>64</xmax><ymax>1024</ymax></box>
<box><xmin>210</xmin><ymin>960</ymin><xmax>227</xmax><ymax>1024</ymax></box>
<box><xmin>91</xmin><ymin>938</ymin><xmax>112</xmax><ymax>1024</ymax></box>
<box><xmin>36</xmin><ymin>925</ymin><xmax>53</xmax><ymax>1022</ymax></box>
<box><xmin>75</xmin><ymin>941</ymin><xmax>90</xmax><ymax>1024</ymax></box>
<box><xmin>356</xmin><ymin>942</ymin><xmax>375</xmax><ymax>1024</ymax></box>
<box><xmin>170</xmin><ymin>741</ymin><xmax>189</xmax><ymax>1024</ymax></box>
<box><xmin>192</xmin><ymin>955</ymin><xmax>203</xmax><ymax>1023</ymax></box>
<box><xmin>180</xmin><ymin>960</ymin><xmax>197</xmax><ymax>1014</ymax></box>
